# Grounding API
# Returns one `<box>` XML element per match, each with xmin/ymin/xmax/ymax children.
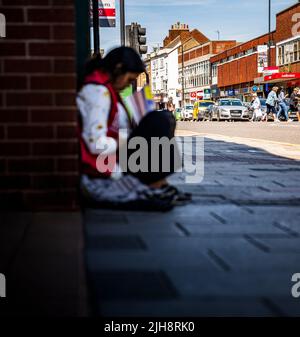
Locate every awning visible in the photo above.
<box><xmin>261</xmin><ymin>72</ymin><xmax>300</xmax><ymax>84</ymax></box>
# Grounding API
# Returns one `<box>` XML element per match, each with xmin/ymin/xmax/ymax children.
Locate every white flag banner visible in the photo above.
<box><xmin>257</xmin><ymin>45</ymin><xmax>268</xmax><ymax>73</ymax></box>
<box><xmin>90</xmin><ymin>0</ymin><xmax>116</xmax><ymax>28</ymax></box>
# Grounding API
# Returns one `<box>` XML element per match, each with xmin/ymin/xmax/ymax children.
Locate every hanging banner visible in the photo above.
<box><xmin>257</xmin><ymin>45</ymin><xmax>268</xmax><ymax>73</ymax></box>
<box><xmin>90</xmin><ymin>0</ymin><xmax>116</xmax><ymax>28</ymax></box>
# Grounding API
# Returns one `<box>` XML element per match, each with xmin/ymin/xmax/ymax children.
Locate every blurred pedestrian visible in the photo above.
<box><xmin>277</xmin><ymin>87</ymin><xmax>289</xmax><ymax>121</ymax></box>
<box><xmin>288</xmin><ymin>87</ymin><xmax>300</xmax><ymax>122</ymax></box>
<box><xmin>250</xmin><ymin>93</ymin><xmax>262</xmax><ymax>121</ymax></box>
<box><xmin>264</xmin><ymin>86</ymin><xmax>279</xmax><ymax>122</ymax></box>
<box><xmin>167</xmin><ymin>98</ymin><xmax>175</xmax><ymax>114</ymax></box>
<box><xmin>296</xmin><ymin>88</ymin><xmax>300</xmax><ymax>122</ymax></box>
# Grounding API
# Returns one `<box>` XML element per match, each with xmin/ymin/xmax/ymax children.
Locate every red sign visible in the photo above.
<box><xmin>263</xmin><ymin>66</ymin><xmax>279</xmax><ymax>75</ymax></box>
<box><xmin>99</xmin><ymin>8</ymin><xmax>116</xmax><ymax>17</ymax></box>
<box><xmin>90</xmin><ymin>8</ymin><xmax>116</xmax><ymax>17</ymax></box>
<box><xmin>263</xmin><ymin>66</ymin><xmax>279</xmax><ymax>71</ymax></box>
<box><xmin>264</xmin><ymin>72</ymin><xmax>300</xmax><ymax>83</ymax></box>
<box><xmin>190</xmin><ymin>92</ymin><xmax>197</xmax><ymax>98</ymax></box>
<box><xmin>196</xmin><ymin>91</ymin><xmax>203</xmax><ymax>97</ymax></box>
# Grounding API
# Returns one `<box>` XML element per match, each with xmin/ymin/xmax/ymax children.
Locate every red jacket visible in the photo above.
<box><xmin>78</xmin><ymin>70</ymin><xmax>130</xmax><ymax>178</ymax></box>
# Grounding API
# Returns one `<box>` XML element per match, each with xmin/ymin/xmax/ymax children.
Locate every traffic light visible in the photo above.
<box><xmin>136</xmin><ymin>25</ymin><xmax>147</xmax><ymax>55</ymax></box>
<box><xmin>126</xmin><ymin>23</ymin><xmax>148</xmax><ymax>55</ymax></box>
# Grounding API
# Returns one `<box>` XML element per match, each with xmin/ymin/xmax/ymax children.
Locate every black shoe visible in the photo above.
<box><xmin>80</xmin><ymin>190</ymin><xmax>175</xmax><ymax>212</ymax></box>
<box><xmin>161</xmin><ymin>185</ymin><xmax>192</xmax><ymax>205</ymax></box>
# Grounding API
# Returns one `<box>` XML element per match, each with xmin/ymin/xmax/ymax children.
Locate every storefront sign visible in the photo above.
<box><xmin>90</xmin><ymin>0</ymin><xmax>116</xmax><ymax>28</ymax></box>
<box><xmin>264</xmin><ymin>72</ymin><xmax>300</xmax><ymax>83</ymax></box>
<box><xmin>203</xmin><ymin>88</ymin><xmax>211</xmax><ymax>99</ymax></box>
<box><xmin>263</xmin><ymin>66</ymin><xmax>279</xmax><ymax>76</ymax></box>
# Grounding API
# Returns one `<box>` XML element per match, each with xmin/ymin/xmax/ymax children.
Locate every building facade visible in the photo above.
<box><xmin>179</xmin><ymin>40</ymin><xmax>237</xmax><ymax>105</ymax></box>
<box><xmin>210</xmin><ymin>2</ymin><xmax>300</xmax><ymax>101</ymax></box>
<box><xmin>149</xmin><ymin>48</ymin><xmax>169</xmax><ymax>108</ymax></box>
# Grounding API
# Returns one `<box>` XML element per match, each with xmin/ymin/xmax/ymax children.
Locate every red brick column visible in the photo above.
<box><xmin>0</xmin><ymin>0</ymin><xmax>79</xmax><ymax>210</ymax></box>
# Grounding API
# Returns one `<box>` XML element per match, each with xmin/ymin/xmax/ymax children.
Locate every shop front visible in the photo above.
<box><xmin>255</xmin><ymin>72</ymin><xmax>300</xmax><ymax>96</ymax></box>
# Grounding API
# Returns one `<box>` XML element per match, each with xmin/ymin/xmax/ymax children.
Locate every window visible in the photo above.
<box><xmin>294</xmin><ymin>42</ymin><xmax>298</xmax><ymax>62</ymax></box>
<box><xmin>245</xmin><ymin>48</ymin><xmax>254</xmax><ymax>55</ymax></box>
<box><xmin>277</xmin><ymin>38</ymin><xmax>300</xmax><ymax>66</ymax></box>
<box><xmin>278</xmin><ymin>46</ymin><xmax>284</xmax><ymax>65</ymax></box>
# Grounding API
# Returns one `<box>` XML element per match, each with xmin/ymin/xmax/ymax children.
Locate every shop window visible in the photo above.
<box><xmin>278</xmin><ymin>46</ymin><xmax>284</xmax><ymax>65</ymax></box>
<box><xmin>294</xmin><ymin>42</ymin><xmax>298</xmax><ymax>62</ymax></box>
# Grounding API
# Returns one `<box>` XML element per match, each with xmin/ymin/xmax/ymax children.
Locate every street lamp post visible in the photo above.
<box><xmin>120</xmin><ymin>0</ymin><xmax>125</xmax><ymax>46</ymax></box>
<box><xmin>181</xmin><ymin>44</ymin><xmax>185</xmax><ymax>108</ymax></box>
<box><xmin>92</xmin><ymin>0</ymin><xmax>100</xmax><ymax>55</ymax></box>
<box><xmin>268</xmin><ymin>0</ymin><xmax>271</xmax><ymax>66</ymax></box>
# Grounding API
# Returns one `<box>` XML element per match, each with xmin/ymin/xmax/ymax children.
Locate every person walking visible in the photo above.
<box><xmin>289</xmin><ymin>87</ymin><xmax>300</xmax><ymax>121</ymax></box>
<box><xmin>77</xmin><ymin>47</ymin><xmax>190</xmax><ymax>212</ymax></box>
<box><xmin>277</xmin><ymin>87</ymin><xmax>289</xmax><ymax>121</ymax></box>
<box><xmin>250</xmin><ymin>93</ymin><xmax>262</xmax><ymax>121</ymax></box>
<box><xmin>167</xmin><ymin>98</ymin><xmax>175</xmax><ymax>114</ymax></box>
<box><xmin>264</xmin><ymin>86</ymin><xmax>279</xmax><ymax>122</ymax></box>
<box><xmin>296</xmin><ymin>88</ymin><xmax>300</xmax><ymax>122</ymax></box>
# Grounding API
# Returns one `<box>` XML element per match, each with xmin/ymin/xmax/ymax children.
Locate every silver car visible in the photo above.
<box><xmin>212</xmin><ymin>98</ymin><xmax>250</xmax><ymax>121</ymax></box>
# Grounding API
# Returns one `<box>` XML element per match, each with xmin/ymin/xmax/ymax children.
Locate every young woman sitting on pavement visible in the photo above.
<box><xmin>77</xmin><ymin>47</ymin><xmax>191</xmax><ymax>212</ymax></box>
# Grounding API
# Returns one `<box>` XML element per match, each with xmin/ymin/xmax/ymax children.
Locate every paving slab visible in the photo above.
<box><xmin>84</xmin><ymin>138</ymin><xmax>300</xmax><ymax>317</ymax></box>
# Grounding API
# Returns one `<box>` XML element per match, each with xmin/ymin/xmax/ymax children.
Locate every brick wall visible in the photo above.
<box><xmin>211</xmin><ymin>41</ymin><xmax>237</xmax><ymax>55</ymax></box>
<box><xmin>0</xmin><ymin>0</ymin><xmax>79</xmax><ymax>210</ymax></box>
<box><xmin>178</xmin><ymin>41</ymin><xmax>237</xmax><ymax>65</ymax></box>
<box><xmin>275</xmin><ymin>3</ymin><xmax>300</xmax><ymax>43</ymax></box>
<box><xmin>212</xmin><ymin>33</ymin><xmax>276</xmax><ymax>88</ymax></box>
<box><xmin>210</xmin><ymin>33</ymin><xmax>273</xmax><ymax>64</ymax></box>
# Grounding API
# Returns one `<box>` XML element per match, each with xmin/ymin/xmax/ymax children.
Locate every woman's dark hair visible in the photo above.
<box><xmin>85</xmin><ymin>46</ymin><xmax>145</xmax><ymax>80</ymax></box>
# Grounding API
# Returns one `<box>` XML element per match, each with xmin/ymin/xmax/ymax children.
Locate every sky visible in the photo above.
<box><xmin>99</xmin><ymin>0</ymin><xmax>297</xmax><ymax>54</ymax></box>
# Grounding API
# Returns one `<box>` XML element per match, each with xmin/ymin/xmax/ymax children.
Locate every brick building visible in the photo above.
<box><xmin>178</xmin><ymin>38</ymin><xmax>237</xmax><ymax>105</ymax></box>
<box><xmin>210</xmin><ymin>2</ymin><xmax>300</xmax><ymax>101</ymax></box>
<box><xmin>0</xmin><ymin>0</ymin><xmax>90</xmax><ymax>210</ymax></box>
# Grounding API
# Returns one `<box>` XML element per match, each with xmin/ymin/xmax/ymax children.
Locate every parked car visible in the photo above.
<box><xmin>182</xmin><ymin>105</ymin><xmax>194</xmax><ymax>121</ymax></box>
<box><xmin>192</xmin><ymin>100</ymin><xmax>215</xmax><ymax>121</ymax></box>
<box><xmin>212</xmin><ymin>98</ymin><xmax>250</xmax><ymax>121</ymax></box>
<box><xmin>203</xmin><ymin>104</ymin><xmax>216</xmax><ymax>121</ymax></box>
<box><xmin>174</xmin><ymin>108</ymin><xmax>183</xmax><ymax>121</ymax></box>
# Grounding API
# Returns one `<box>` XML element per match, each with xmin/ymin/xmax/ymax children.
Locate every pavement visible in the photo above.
<box><xmin>84</xmin><ymin>125</ymin><xmax>300</xmax><ymax>317</ymax></box>
<box><xmin>1</xmin><ymin>122</ymin><xmax>300</xmax><ymax>317</ymax></box>
<box><xmin>0</xmin><ymin>212</ymin><xmax>88</xmax><ymax>316</ymax></box>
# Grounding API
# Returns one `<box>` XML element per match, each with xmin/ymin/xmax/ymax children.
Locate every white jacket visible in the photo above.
<box><xmin>251</xmin><ymin>97</ymin><xmax>261</xmax><ymax>110</ymax></box>
<box><xmin>76</xmin><ymin>84</ymin><xmax>131</xmax><ymax>156</ymax></box>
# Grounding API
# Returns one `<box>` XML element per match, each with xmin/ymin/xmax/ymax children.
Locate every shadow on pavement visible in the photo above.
<box><xmin>84</xmin><ymin>138</ymin><xmax>300</xmax><ymax>317</ymax></box>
